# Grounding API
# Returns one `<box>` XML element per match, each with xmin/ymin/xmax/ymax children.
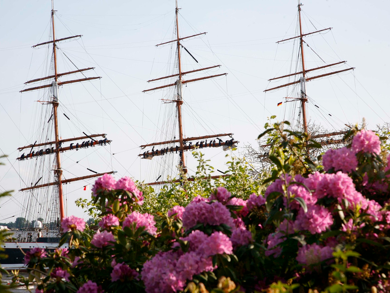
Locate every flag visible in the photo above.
<box><xmin>83</xmin><ymin>185</ymin><xmax>90</xmax><ymax>191</ymax></box>
<box><xmin>277</xmin><ymin>102</ymin><xmax>283</xmax><ymax>107</ymax></box>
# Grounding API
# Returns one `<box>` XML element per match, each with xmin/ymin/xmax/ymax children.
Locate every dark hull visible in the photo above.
<box><xmin>0</xmin><ymin>248</ymin><xmax>27</xmax><ymax>265</ymax></box>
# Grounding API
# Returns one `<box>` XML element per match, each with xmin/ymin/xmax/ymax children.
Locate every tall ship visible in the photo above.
<box><xmin>140</xmin><ymin>0</ymin><xmax>238</xmax><ymax>186</ymax></box>
<box><xmin>1</xmin><ymin>2</ymin><xmax>114</xmax><ymax>268</ymax></box>
<box><xmin>264</xmin><ymin>0</ymin><xmax>355</xmax><ymax>145</ymax></box>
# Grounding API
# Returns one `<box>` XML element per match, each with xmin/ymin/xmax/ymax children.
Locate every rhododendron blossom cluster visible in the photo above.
<box><xmin>91</xmin><ymin>230</ymin><xmax>115</xmax><ymax>248</ymax></box>
<box><xmin>167</xmin><ymin>205</ymin><xmax>185</xmax><ymax>220</ymax></box>
<box><xmin>91</xmin><ymin>173</ymin><xmax>116</xmax><ymax>196</ymax></box>
<box><xmin>24</xmin><ymin>247</ymin><xmax>46</xmax><ymax>265</ymax></box>
<box><xmin>352</xmin><ymin>129</ymin><xmax>381</xmax><ymax>154</ymax></box>
<box><xmin>115</xmin><ymin>176</ymin><xmax>144</xmax><ymax>204</ymax></box>
<box><xmin>51</xmin><ymin>267</ymin><xmax>70</xmax><ymax>281</ymax></box>
<box><xmin>322</xmin><ymin>147</ymin><xmax>358</xmax><ymax>173</ymax></box>
<box><xmin>182</xmin><ymin>200</ymin><xmax>235</xmax><ymax>230</ymax></box>
<box><xmin>246</xmin><ymin>193</ymin><xmax>266</xmax><ymax>211</ymax></box>
<box><xmin>142</xmin><ymin>230</ymin><xmax>232</xmax><ymax>292</ymax></box>
<box><xmin>77</xmin><ymin>281</ymin><xmax>103</xmax><ymax>293</ymax></box>
<box><xmin>99</xmin><ymin>214</ymin><xmax>120</xmax><ymax>229</ymax></box>
<box><xmin>296</xmin><ymin>243</ymin><xmax>333</xmax><ymax>267</ymax></box>
<box><xmin>123</xmin><ymin>211</ymin><xmax>157</xmax><ymax>235</ymax></box>
<box><xmin>61</xmin><ymin>215</ymin><xmax>86</xmax><ymax>232</ymax></box>
<box><xmin>111</xmin><ymin>263</ymin><xmax>139</xmax><ymax>282</ymax></box>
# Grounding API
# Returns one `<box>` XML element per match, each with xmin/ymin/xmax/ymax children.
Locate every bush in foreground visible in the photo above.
<box><xmin>18</xmin><ymin>123</ymin><xmax>390</xmax><ymax>292</ymax></box>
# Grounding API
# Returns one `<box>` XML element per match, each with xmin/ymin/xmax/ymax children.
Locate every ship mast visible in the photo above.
<box><xmin>141</xmin><ymin>0</ymin><xmax>237</xmax><ymax>184</ymax></box>
<box><xmin>298</xmin><ymin>0</ymin><xmax>308</xmax><ymax>133</ymax></box>
<box><xmin>265</xmin><ymin>1</ymin><xmax>354</xmax><ymax>134</ymax></box>
<box><xmin>51</xmin><ymin>1</ymin><xmax>65</xmax><ymax>221</ymax></box>
<box><xmin>18</xmin><ymin>2</ymin><xmax>114</xmax><ymax>221</ymax></box>
<box><xmin>175</xmin><ymin>0</ymin><xmax>186</xmax><ymax>173</ymax></box>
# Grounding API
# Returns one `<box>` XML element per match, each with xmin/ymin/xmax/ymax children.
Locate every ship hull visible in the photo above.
<box><xmin>0</xmin><ymin>241</ymin><xmax>68</xmax><ymax>269</ymax></box>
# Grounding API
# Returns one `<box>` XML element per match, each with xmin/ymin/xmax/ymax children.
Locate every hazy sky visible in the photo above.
<box><xmin>0</xmin><ymin>0</ymin><xmax>389</xmax><ymax>220</ymax></box>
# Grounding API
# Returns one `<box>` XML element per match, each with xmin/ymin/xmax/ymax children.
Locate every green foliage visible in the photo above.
<box><xmin>139</xmin><ymin>151</ymin><xmax>263</xmax><ymax>217</ymax></box>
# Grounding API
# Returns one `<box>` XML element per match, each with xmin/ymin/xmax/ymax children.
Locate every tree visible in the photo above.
<box><xmin>14</xmin><ymin>217</ymin><xmax>26</xmax><ymax>229</ymax></box>
<box><xmin>244</xmin><ymin>116</ymin><xmax>351</xmax><ymax>175</ymax></box>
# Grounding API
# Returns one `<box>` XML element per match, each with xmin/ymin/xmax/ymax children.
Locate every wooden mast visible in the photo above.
<box><xmin>175</xmin><ymin>0</ymin><xmax>186</xmax><ymax>174</ymax></box>
<box><xmin>51</xmin><ymin>1</ymin><xmax>65</xmax><ymax>221</ymax></box>
<box><xmin>141</xmin><ymin>0</ymin><xmax>236</xmax><ymax>185</ymax></box>
<box><xmin>19</xmin><ymin>1</ymin><xmax>114</xmax><ymax>222</ymax></box>
<box><xmin>298</xmin><ymin>1</ymin><xmax>308</xmax><ymax>133</ymax></box>
<box><xmin>264</xmin><ymin>1</ymin><xmax>354</xmax><ymax>134</ymax></box>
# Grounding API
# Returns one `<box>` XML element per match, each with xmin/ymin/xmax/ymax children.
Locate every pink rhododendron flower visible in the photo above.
<box><xmin>198</xmin><ymin>231</ymin><xmax>233</xmax><ymax>257</ymax></box>
<box><xmin>77</xmin><ymin>280</ymin><xmax>103</xmax><ymax>293</ymax></box>
<box><xmin>54</xmin><ymin>248</ymin><xmax>69</xmax><ymax>258</ymax></box>
<box><xmin>227</xmin><ymin>197</ymin><xmax>249</xmax><ymax>217</ymax></box>
<box><xmin>304</xmin><ymin>172</ymin><xmax>325</xmax><ymax>193</ymax></box>
<box><xmin>191</xmin><ymin>195</ymin><xmax>209</xmax><ymax>203</ymax></box>
<box><xmin>294</xmin><ymin>205</ymin><xmax>333</xmax><ymax>234</ymax></box>
<box><xmin>352</xmin><ymin>129</ymin><xmax>381</xmax><ymax>154</ymax></box>
<box><xmin>51</xmin><ymin>267</ymin><xmax>70</xmax><ymax>282</ymax></box>
<box><xmin>322</xmin><ymin>147</ymin><xmax>358</xmax><ymax>173</ymax></box>
<box><xmin>246</xmin><ymin>193</ymin><xmax>266</xmax><ymax>211</ymax></box>
<box><xmin>296</xmin><ymin>243</ymin><xmax>333</xmax><ymax>267</ymax></box>
<box><xmin>345</xmin><ymin>191</ymin><xmax>368</xmax><ymax>211</ymax></box>
<box><xmin>123</xmin><ymin>212</ymin><xmax>157</xmax><ymax>235</ymax></box>
<box><xmin>142</xmin><ymin>231</ymin><xmax>229</xmax><ymax>292</ymax></box>
<box><xmin>285</xmin><ymin>183</ymin><xmax>317</xmax><ymax>210</ymax></box>
<box><xmin>61</xmin><ymin>215</ymin><xmax>86</xmax><ymax>232</ymax></box>
<box><xmin>366</xmin><ymin>200</ymin><xmax>383</xmax><ymax>222</ymax></box>
<box><xmin>277</xmin><ymin>220</ymin><xmax>295</xmax><ymax>235</ymax></box>
<box><xmin>231</xmin><ymin>227</ymin><xmax>253</xmax><ymax>247</ymax></box>
<box><xmin>98</xmin><ymin>214</ymin><xmax>119</xmax><ymax>229</ymax></box>
<box><xmin>209</xmin><ymin>187</ymin><xmax>231</xmax><ymax>204</ymax></box>
<box><xmin>182</xmin><ymin>201</ymin><xmax>235</xmax><ymax>230</ymax></box>
<box><xmin>181</xmin><ymin>230</ymin><xmax>209</xmax><ymax>252</ymax></box>
<box><xmin>362</xmin><ymin>174</ymin><xmax>388</xmax><ymax>195</ymax></box>
<box><xmin>91</xmin><ymin>230</ymin><xmax>115</xmax><ymax>248</ymax></box>
<box><xmin>265</xmin><ymin>177</ymin><xmax>288</xmax><ymax>198</ymax></box>
<box><xmin>341</xmin><ymin>218</ymin><xmax>365</xmax><ymax>232</ymax></box>
<box><xmin>265</xmin><ymin>233</ymin><xmax>284</xmax><ymax>257</ymax></box>
<box><xmin>142</xmin><ymin>250</ymin><xmax>185</xmax><ymax>293</ymax></box>
<box><xmin>316</xmin><ymin>172</ymin><xmax>365</xmax><ymax>210</ymax></box>
<box><xmin>72</xmin><ymin>256</ymin><xmax>82</xmax><ymax>267</ymax></box>
<box><xmin>111</xmin><ymin>263</ymin><xmax>139</xmax><ymax>282</ymax></box>
<box><xmin>35</xmin><ymin>289</ymin><xmax>44</xmax><ymax>293</ymax></box>
<box><xmin>115</xmin><ymin>177</ymin><xmax>144</xmax><ymax>205</ymax></box>
<box><xmin>176</xmin><ymin>251</ymin><xmax>214</xmax><ymax>281</ymax></box>
<box><xmin>92</xmin><ymin>174</ymin><xmax>116</xmax><ymax>197</ymax></box>
<box><xmin>168</xmin><ymin>205</ymin><xmax>185</xmax><ymax>220</ymax></box>
<box><xmin>24</xmin><ymin>247</ymin><xmax>46</xmax><ymax>265</ymax></box>
<box><xmin>233</xmin><ymin>217</ymin><xmax>246</xmax><ymax>229</ymax></box>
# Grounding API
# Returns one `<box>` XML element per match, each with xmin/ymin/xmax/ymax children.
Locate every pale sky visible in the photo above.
<box><xmin>0</xmin><ymin>0</ymin><xmax>389</xmax><ymax>220</ymax></box>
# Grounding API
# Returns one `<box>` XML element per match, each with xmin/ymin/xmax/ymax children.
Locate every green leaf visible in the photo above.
<box><xmin>258</xmin><ymin>128</ymin><xmax>274</xmax><ymax>140</ymax></box>
<box><xmin>291</xmin><ymin>235</ymin><xmax>306</xmax><ymax>246</ymax></box>
<box><xmin>346</xmin><ymin>266</ymin><xmax>362</xmax><ymax>273</ymax></box>
<box><xmin>331</xmin><ymin>264</ymin><xmax>346</xmax><ymax>272</ymax></box>
<box><xmin>326</xmin><ymin>284</ymin><xmax>345</xmax><ymax>293</ymax></box>
<box><xmin>266</xmin><ymin>192</ymin><xmax>282</xmax><ymax>212</ymax></box>
<box><xmin>118</xmin><ymin>231</ymin><xmax>126</xmax><ymax>246</ymax></box>
<box><xmin>269</xmin><ymin>155</ymin><xmax>283</xmax><ymax>170</ymax></box>
<box><xmin>113</xmin><ymin>200</ymin><xmax>120</xmax><ymax>213</ymax></box>
<box><xmin>293</xmin><ymin>197</ymin><xmax>307</xmax><ymax>213</ymax></box>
